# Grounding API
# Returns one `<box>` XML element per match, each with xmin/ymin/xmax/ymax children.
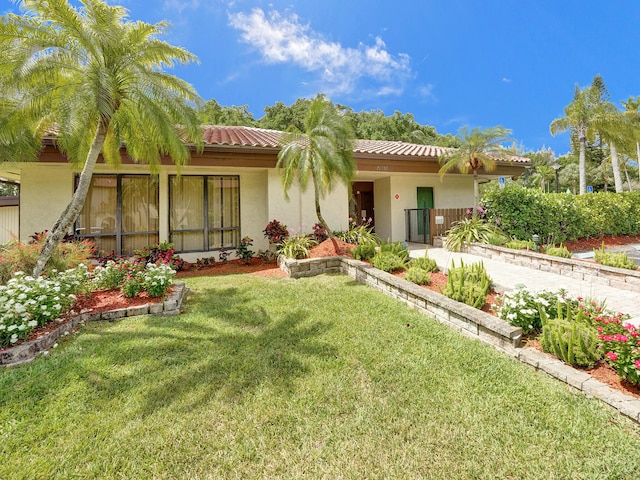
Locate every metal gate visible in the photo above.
<box><xmin>405</xmin><ymin>208</ymin><xmax>429</xmax><ymax>244</ymax></box>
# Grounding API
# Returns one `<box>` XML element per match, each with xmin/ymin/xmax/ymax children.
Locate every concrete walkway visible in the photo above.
<box><xmin>408</xmin><ymin>244</ymin><xmax>640</xmax><ymax>326</ymax></box>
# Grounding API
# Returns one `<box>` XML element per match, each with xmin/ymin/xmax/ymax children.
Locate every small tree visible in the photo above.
<box><xmin>276</xmin><ymin>94</ymin><xmax>355</xmax><ymax>252</ymax></box>
<box><xmin>438</xmin><ymin>126</ymin><xmax>513</xmax><ymax>217</ymax></box>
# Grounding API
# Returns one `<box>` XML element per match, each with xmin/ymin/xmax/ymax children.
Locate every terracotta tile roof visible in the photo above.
<box><xmin>200</xmin><ymin>126</ymin><xmax>529</xmax><ymax>164</ymax></box>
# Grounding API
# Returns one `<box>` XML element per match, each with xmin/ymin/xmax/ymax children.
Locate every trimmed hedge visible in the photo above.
<box><xmin>481</xmin><ymin>185</ymin><xmax>640</xmax><ymax>243</ymax></box>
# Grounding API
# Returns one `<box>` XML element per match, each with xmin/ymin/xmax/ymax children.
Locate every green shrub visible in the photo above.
<box><xmin>544</xmin><ymin>244</ymin><xmax>572</xmax><ymax>259</ymax></box>
<box><xmin>335</xmin><ymin>219</ymin><xmax>380</xmax><ymax>246</ymax></box>
<box><xmin>379</xmin><ymin>240</ymin><xmax>410</xmax><ymax>262</ymax></box>
<box><xmin>408</xmin><ymin>254</ymin><xmax>438</xmax><ymax>273</ymax></box>
<box><xmin>539</xmin><ymin>300</ymin><xmax>601</xmax><ymax>368</ymax></box>
<box><xmin>441</xmin><ymin>260</ymin><xmax>492</xmax><ymax>309</ymax></box>
<box><xmin>278</xmin><ymin>234</ymin><xmax>317</xmax><ymax>259</ymax></box>
<box><xmin>594</xmin><ymin>244</ymin><xmax>637</xmax><ymax>270</ymax></box>
<box><xmin>405</xmin><ymin>267</ymin><xmax>431</xmax><ymax>285</ymax></box>
<box><xmin>485</xmin><ymin>231</ymin><xmax>509</xmax><ymax>246</ymax></box>
<box><xmin>444</xmin><ymin>218</ymin><xmax>505</xmax><ymax>252</ymax></box>
<box><xmin>504</xmin><ymin>239</ymin><xmax>535</xmax><ymax>250</ymax></box>
<box><xmin>352</xmin><ymin>242</ymin><xmax>377</xmax><ymax>261</ymax></box>
<box><xmin>371</xmin><ymin>252</ymin><xmax>406</xmax><ymax>273</ymax></box>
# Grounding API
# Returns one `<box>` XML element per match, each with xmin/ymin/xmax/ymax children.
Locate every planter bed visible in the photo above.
<box><xmin>0</xmin><ymin>282</ymin><xmax>189</xmax><ymax>367</ymax></box>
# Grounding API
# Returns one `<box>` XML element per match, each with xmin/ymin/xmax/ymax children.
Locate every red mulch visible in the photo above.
<box><xmin>563</xmin><ymin>234</ymin><xmax>640</xmax><ymax>252</ymax></box>
<box><xmin>177</xmin><ymin>257</ymin><xmax>286</xmax><ymax>279</ymax></box>
<box><xmin>309</xmin><ymin>238</ymin><xmax>355</xmax><ymax>257</ymax></box>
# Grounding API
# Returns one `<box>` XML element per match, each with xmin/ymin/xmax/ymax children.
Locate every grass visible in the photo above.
<box><xmin>2</xmin><ymin>273</ymin><xmax>640</xmax><ymax>478</ymax></box>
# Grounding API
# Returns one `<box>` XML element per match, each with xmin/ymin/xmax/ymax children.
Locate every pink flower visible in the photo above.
<box><xmin>597</xmin><ymin>326</ymin><xmax>603</xmax><ymax>333</ymax></box>
<box><xmin>614</xmin><ymin>334</ymin><xmax>629</xmax><ymax>343</ymax></box>
<box><xmin>605</xmin><ymin>352</ymin><xmax>618</xmax><ymax>362</ymax></box>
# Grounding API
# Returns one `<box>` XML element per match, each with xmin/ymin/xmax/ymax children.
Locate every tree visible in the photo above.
<box><xmin>550</xmin><ymin>78</ymin><xmax>609</xmax><ymax>195</ymax></box>
<box><xmin>438</xmin><ymin>126</ymin><xmax>513</xmax><ymax>216</ymax></box>
<box><xmin>621</xmin><ymin>96</ymin><xmax>640</xmax><ymax>185</ymax></box>
<box><xmin>198</xmin><ymin>99</ymin><xmax>257</xmax><ymax>126</ymax></box>
<box><xmin>276</xmin><ymin>94</ymin><xmax>355</xmax><ymax>252</ymax></box>
<box><xmin>0</xmin><ymin>0</ymin><xmax>202</xmax><ymax>276</ymax></box>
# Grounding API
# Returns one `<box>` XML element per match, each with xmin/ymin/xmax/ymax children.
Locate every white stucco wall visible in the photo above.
<box><xmin>266</xmin><ymin>169</ymin><xmax>348</xmax><ymax>239</ymax></box>
<box><xmin>20</xmin><ymin>164</ymin><xmax>74</xmax><ymax>241</ymax></box>
<box><xmin>374</xmin><ymin>174</ymin><xmax>475</xmax><ymax>242</ymax></box>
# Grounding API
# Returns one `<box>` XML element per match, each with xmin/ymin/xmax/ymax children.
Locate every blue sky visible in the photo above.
<box><xmin>5</xmin><ymin>0</ymin><xmax>640</xmax><ymax>155</ymax></box>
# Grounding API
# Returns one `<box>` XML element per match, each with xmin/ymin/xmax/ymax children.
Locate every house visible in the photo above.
<box><xmin>0</xmin><ymin>126</ymin><xmax>528</xmax><ymax>261</ymax></box>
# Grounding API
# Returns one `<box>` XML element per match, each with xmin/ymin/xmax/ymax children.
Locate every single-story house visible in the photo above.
<box><xmin>0</xmin><ymin>126</ymin><xmax>528</xmax><ymax>261</ymax></box>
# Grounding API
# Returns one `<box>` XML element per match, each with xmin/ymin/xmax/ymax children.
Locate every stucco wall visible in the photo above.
<box><xmin>20</xmin><ymin>165</ymin><xmax>74</xmax><ymax>241</ymax></box>
<box><xmin>376</xmin><ymin>174</ymin><xmax>474</xmax><ymax>242</ymax></box>
<box><xmin>266</xmin><ymin>169</ymin><xmax>348</xmax><ymax>239</ymax></box>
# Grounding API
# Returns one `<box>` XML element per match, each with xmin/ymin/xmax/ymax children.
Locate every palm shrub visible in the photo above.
<box><xmin>544</xmin><ymin>244</ymin><xmax>572</xmax><ymax>259</ymax></box>
<box><xmin>539</xmin><ymin>301</ymin><xmax>601</xmax><ymax>368</ymax></box>
<box><xmin>379</xmin><ymin>240</ymin><xmax>410</xmax><ymax>262</ymax></box>
<box><xmin>351</xmin><ymin>243</ymin><xmax>377</xmax><ymax>261</ymax></box>
<box><xmin>336</xmin><ymin>219</ymin><xmax>380</xmax><ymax>246</ymax></box>
<box><xmin>441</xmin><ymin>260</ymin><xmax>492</xmax><ymax>309</ymax></box>
<box><xmin>370</xmin><ymin>252</ymin><xmax>407</xmax><ymax>273</ymax></box>
<box><xmin>444</xmin><ymin>218</ymin><xmax>504</xmax><ymax>252</ymax></box>
<box><xmin>278</xmin><ymin>234</ymin><xmax>317</xmax><ymax>259</ymax></box>
<box><xmin>405</xmin><ymin>267</ymin><xmax>431</xmax><ymax>285</ymax></box>
<box><xmin>594</xmin><ymin>243</ymin><xmax>637</xmax><ymax>270</ymax></box>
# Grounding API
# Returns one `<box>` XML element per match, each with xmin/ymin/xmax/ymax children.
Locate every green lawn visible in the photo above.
<box><xmin>2</xmin><ymin>273</ymin><xmax>640</xmax><ymax>479</ymax></box>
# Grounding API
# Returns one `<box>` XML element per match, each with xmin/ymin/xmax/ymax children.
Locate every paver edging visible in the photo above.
<box><xmin>280</xmin><ymin>255</ymin><xmax>640</xmax><ymax>424</ymax></box>
<box><xmin>0</xmin><ymin>282</ymin><xmax>189</xmax><ymax>367</ymax></box>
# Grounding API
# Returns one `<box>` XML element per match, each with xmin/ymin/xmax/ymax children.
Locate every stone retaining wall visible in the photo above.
<box><xmin>468</xmin><ymin>243</ymin><xmax>640</xmax><ymax>293</ymax></box>
<box><xmin>0</xmin><ymin>282</ymin><xmax>189</xmax><ymax>367</ymax></box>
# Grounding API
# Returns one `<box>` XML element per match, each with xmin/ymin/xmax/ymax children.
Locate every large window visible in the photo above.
<box><xmin>75</xmin><ymin>175</ymin><xmax>159</xmax><ymax>256</ymax></box>
<box><xmin>169</xmin><ymin>175</ymin><xmax>240</xmax><ymax>252</ymax></box>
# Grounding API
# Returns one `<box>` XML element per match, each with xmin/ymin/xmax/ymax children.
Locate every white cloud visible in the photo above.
<box><xmin>418</xmin><ymin>83</ymin><xmax>435</xmax><ymax>100</ymax></box>
<box><xmin>162</xmin><ymin>0</ymin><xmax>200</xmax><ymax>15</ymax></box>
<box><xmin>228</xmin><ymin>8</ymin><xmax>412</xmax><ymax>95</ymax></box>
<box><xmin>502</xmin><ymin>77</ymin><xmax>512</xmax><ymax>83</ymax></box>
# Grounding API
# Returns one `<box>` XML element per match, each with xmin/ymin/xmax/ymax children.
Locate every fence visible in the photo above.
<box><xmin>405</xmin><ymin>207</ymin><xmax>471</xmax><ymax>244</ymax></box>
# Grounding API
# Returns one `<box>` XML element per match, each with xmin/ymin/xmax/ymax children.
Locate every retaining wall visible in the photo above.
<box><xmin>467</xmin><ymin>244</ymin><xmax>640</xmax><ymax>293</ymax></box>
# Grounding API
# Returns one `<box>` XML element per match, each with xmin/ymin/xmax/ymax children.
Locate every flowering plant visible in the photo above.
<box><xmin>236</xmin><ymin>237</ymin><xmax>255</xmax><ymax>264</ymax></box>
<box><xmin>143</xmin><ymin>262</ymin><xmax>176</xmax><ymax>297</ymax></box>
<box><xmin>594</xmin><ymin>311</ymin><xmax>640</xmax><ymax>385</ymax></box>
<box><xmin>0</xmin><ymin>266</ymin><xmax>89</xmax><ymax>347</ymax></box>
<box><xmin>497</xmin><ymin>286</ymin><xmax>566</xmax><ymax>334</ymax></box>
<box><xmin>263</xmin><ymin>219</ymin><xmax>289</xmax><ymax>244</ymax></box>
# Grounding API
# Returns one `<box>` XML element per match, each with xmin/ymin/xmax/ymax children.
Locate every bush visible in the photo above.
<box><xmin>0</xmin><ymin>237</ymin><xmax>94</xmax><ymax>285</ymax></box>
<box><xmin>278</xmin><ymin>234</ymin><xmax>317</xmax><ymax>259</ymax></box>
<box><xmin>134</xmin><ymin>242</ymin><xmax>184</xmax><ymax>271</ymax></box>
<box><xmin>370</xmin><ymin>252</ymin><xmax>406</xmax><ymax>273</ymax></box>
<box><xmin>441</xmin><ymin>260</ymin><xmax>492</xmax><ymax>309</ymax></box>
<box><xmin>539</xmin><ymin>300</ymin><xmax>601</xmax><ymax>368</ymax></box>
<box><xmin>444</xmin><ymin>218</ymin><xmax>505</xmax><ymax>252</ymax></box>
<box><xmin>236</xmin><ymin>237</ymin><xmax>255</xmax><ymax>264</ymax></box>
<box><xmin>408</xmin><ymin>254</ymin><xmax>438</xmax><ymax>273</ymax></box>
<box><xmin>379</xmin><ymin>240</ymin><xmax>410</xmax><ymax>262</ymax></box>
<box><xmin>504</xmin><ymin>239</ymin><xmax>535</xmax><ymax>250</ymax></box>
<box><xmin>498</xmin><ymin>286</ymin><xmax>565</xmax><ymax>334</ymax></box>
<box><xmin>352</xmin><ymin>242</ymin><xmax>377</xmax><ymax>261</ymax></box>
<box><xmin>544</xmin><ymin>244</ymin><xmax>572</xmax><ymax>259</ymax></box>
<box><xmin>594</xmin><ymin>244</ymin><xmax>637</xmax><ymax>270</ymax></box>
<box><xmin>599</xmin><ymin>322</ymin><xmax>640</xmax><ymax>386</ymax></box>
<box><xmin>312</xmin><ymin>223</ymin><xmax>328</xmax><ymax>243</ymax></box>
<box><xmin>405</xmin><ymin>267</ymin><xmax>431</xmax><ymax>285</ymax></box>
<box><xmin>335</xmin><ymin>218</ymin><xmax>380</xmax><ymax>246</ymax></box>
<box><xmin>263</xmin><ymin>219</ymin><xmax>289</xmax><ymax>245</ymax></box>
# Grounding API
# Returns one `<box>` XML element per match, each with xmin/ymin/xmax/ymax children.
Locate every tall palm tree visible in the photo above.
<box><xmin>438</xmin><ymin>126</ymin><xmax>513</xmax><ymax>217</ymax></box>
<box><xmin>0</xmin><ymin>0</ymin><xmax>202</xmax><ymax>276</ymax></box>
<box><xmin>276</xmin><ymin>94</ymin><xmax>355</xmax><ymax>251</ymax></box>
<box><xmin>621</xmin><ymin>96</ymin><xmax>640</xmax><ymax>185</ymax></box>
<box><xmin>550</xmin><ymin>79</ymin><xmax>609</xmax><ymax>195</ymax></box>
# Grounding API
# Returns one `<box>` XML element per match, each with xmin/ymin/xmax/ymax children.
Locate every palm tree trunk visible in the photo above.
<box><xmin>610</xmin><ymin>142</ymin><xmax>624</xmax><ymax>193</ymax></box>
<box><xmin>311</xmin><ymin>170</ymin><xmax>339</xmax><ymax>254</ymax></box>
<box><xmin>472</xmin><ymin>169</ymin><xmax>479</xmax><ymax>219</ymax></box>
<box><xmin>637</xmin><ymin>142</ymin><xmax>640</xmax><ymax>184</ymax></box>
<box><xmin>579</xmin><ymin>134</ymin><xmax>587</xmax><ymax>195</ymax></box>
<box><xmin>623</xmin><ymin>160</ymin><xmax>632</xmax><ymax>191</ymax></box>
<box><xmin>33</xmin><ymin>121</ymin><xmax>108</xmax><ymax>277</ymax></box>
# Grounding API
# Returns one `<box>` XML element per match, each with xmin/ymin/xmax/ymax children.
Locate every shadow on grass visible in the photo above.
<box><xmin>36</xmin><ymin>283</ymin><xmax>338</xmax><ymax>416</ymax></box>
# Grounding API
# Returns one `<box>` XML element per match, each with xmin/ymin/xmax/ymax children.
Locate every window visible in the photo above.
<box><xmin>169</xmin><ymin>175</ymin><xmax>240</xmax><ymax>252</ymax></box>
<box><xmin>75</xmin><ymin>175</ymin><xmax>159</xmax><ymax>256</ymax></box>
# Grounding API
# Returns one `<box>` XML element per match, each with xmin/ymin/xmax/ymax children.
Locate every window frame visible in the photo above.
<box><xmin>168</xmin><ymin>174</ymin><xmax>241</xmax><ymax>253</ymax></box>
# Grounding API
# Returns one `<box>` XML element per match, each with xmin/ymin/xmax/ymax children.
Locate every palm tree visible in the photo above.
<box><xmin>0</xmin><ymin>0</ymin><xmax>202</xmax><ymax>276</ymax></box>
<box><xmin>621</xmin><ymin>96</ymin><xmax>640</xmax><ymax>185</ymax></box>
<box><xmin>276</xmin><ymin>94</ymin><xmax>355</xmax><ymax>252</ymax></box>
<box><xmin>438</xmin><ymin>126</ymin><xmax>513</xmax><ymax>217</ymax></box>
<box><xmin>550</xmin><ymin>78</ymin><xmax>612</xmax><ymax>195</ymax></box>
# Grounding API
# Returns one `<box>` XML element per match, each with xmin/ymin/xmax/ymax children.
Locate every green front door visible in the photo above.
<box><xmin>417</xmin><ymin>187</ymin><xmax>434</xmax><ymax>236</ymax></box>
